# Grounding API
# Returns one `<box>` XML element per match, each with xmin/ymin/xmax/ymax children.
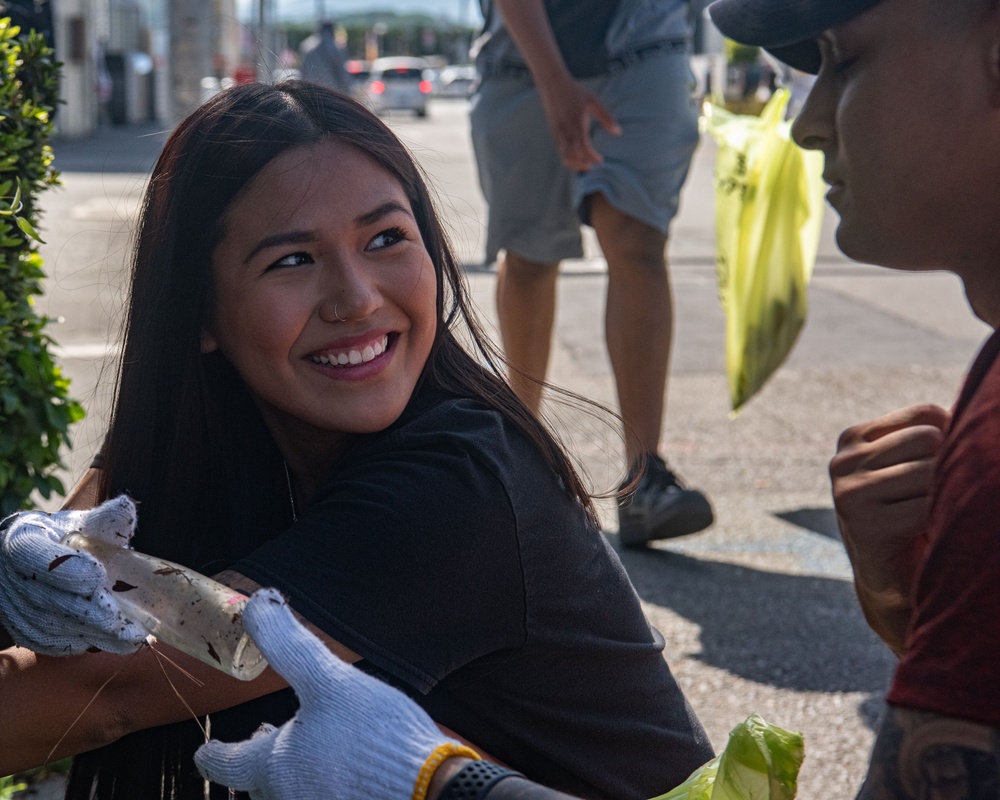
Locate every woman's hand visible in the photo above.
<box><xmin>0</xmin><ymin>495</ymin><xmax>148</xmax><ymax>655</ymax></box>
<box><xmin>195</xmin><ymin>588</ymin><xmax>465</xmax><ymax>800</ymax></box>
<box><xmin>829</xmin><ymin>404</ymin><xmax>950</xmax><ymax>655</ymax></box>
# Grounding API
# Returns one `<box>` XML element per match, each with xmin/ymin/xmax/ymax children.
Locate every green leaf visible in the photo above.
<box><xmin>15</xmin><ymin>215</ymin><xmax>42</xmax><ymax>243</ymax></box>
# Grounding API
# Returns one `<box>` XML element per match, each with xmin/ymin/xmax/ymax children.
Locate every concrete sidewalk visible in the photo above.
<box><xmin>51</xmin><ymin>122</ymin><xmax>172</xmax><ymax>174</ymax></box>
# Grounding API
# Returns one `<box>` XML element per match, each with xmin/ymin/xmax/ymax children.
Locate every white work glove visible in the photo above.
<box><xmin>0</xmin><ymin>494</ymin><xmax>148</xmax><ymax>655</ymax></box>
<box><xmin>195</xmin><ymin>588</ymin><xmax>464</xmax><ymax>800</ymax></box>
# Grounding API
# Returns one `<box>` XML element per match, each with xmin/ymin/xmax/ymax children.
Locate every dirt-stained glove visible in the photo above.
<box><xmin>0</xmin><ymin>495</ymin><xmax>149</xmax><ymax>655</ymax></box>
<box><xmin>195</xmin><ymin>588</ymin><xmax>474</xmax><ymax>800</ymax></box>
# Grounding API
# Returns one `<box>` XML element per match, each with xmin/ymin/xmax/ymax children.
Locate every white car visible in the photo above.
<box><xmin>436</xmin><ymin>64</ymin><xmax>477</xmax><ymax>98</ymax></box>
<box><xmin>361</xmin><ymin>56</ymin><xmax>432</xmax><ymax>118</ymax></box>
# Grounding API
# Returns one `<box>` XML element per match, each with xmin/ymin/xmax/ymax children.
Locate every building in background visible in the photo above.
<box><xmin>3</xmin><ymin>1</ymin><xmax>488</xmax><ymax>137</ymax></box>
<box><xmin>0</xmin><ymin>0</ymin><xmax>241</xmax><ymax>137</ymax></box>
<box><xmin>0</xmin><ymin>0</ymin><xmax>104</xmax><ymax>137</ymax></box>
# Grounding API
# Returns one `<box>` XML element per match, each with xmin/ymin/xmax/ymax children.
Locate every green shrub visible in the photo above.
<box><xmin>0</xmin><ymin>18</ymin><xmax>84</xmax><ymax>516</ymax></box>
<box><xmin>1</xmin><ymin>757</ymin><xmax>72</xmax><ymax>797</ymax></box>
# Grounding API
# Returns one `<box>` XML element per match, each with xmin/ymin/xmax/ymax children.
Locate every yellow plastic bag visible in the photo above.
<box><xmin>701</xmin><ymin>89</ymin><xmax>826</xmax><ymax>413</ymax></box>
<box><xmin>650</xmin><ymin>714</ymin><xmax>805</xmax><ymax>800</ymax></box>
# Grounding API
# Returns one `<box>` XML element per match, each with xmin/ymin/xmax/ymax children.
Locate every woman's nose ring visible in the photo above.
<box><xmin>334</xmin><ymin>303</ymin><xmax>346</xmax><ymax>323</ymax></box>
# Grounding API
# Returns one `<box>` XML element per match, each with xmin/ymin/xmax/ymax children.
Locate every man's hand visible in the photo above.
<box><xmin>829</xmin><ymin>404</ymin><xmax>950</xmax><ymax>655</ymax></box>
<box><xmin>492</xmin><ymin>0</ymin><xmax>621</xmax><ymax>173</ymax></box>
<box><xmin>537</xmin><ymin>80</ymin><xmax>621</xmax><ymax>172</ymax></box>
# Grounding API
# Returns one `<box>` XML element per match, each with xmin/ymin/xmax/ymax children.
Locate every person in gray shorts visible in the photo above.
<box><xmin>470</xmin><ymin>0</ymin><xmax>713</xmax><ymax>546</ymax></box>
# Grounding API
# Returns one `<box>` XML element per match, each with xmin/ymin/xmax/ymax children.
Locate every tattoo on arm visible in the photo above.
<box><xmin>212</xmin><ymin>569</ymin><xmax>261</xmax><ymax>596</ymax></box>
<box><xmin>857</xmin><ymin>706</ymin><xmax>1000</xmax><ymax>800</ymax></box>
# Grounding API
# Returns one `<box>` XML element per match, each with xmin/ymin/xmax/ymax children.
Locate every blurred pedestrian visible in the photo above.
<box><xmin>299</xmin><ymin>20</ymin><xmax>352</xmax><ymax>95</ymax></box>
<box><xmin>470</xmin><ymin>0</ymin><xmax>714</xmax><ymax>548</ymax></box>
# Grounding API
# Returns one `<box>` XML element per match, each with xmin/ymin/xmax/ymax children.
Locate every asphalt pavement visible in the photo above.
<box><xmin>26</xmin><ymin>99</ymin><xmax>993</xmax><ymax>798</ymax></box>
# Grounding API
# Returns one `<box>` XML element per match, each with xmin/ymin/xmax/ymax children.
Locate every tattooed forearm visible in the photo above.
<box><xmin>212</xmin><ymin>569</ymin><xmax>262</xmax><ymax>596</ymax></box>
<box><xmin>857</xmin><ymin>706</ymin><xmax>1000</xmax><ymax>800</ymax></box>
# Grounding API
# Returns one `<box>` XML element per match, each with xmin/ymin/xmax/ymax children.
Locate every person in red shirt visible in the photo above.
<box><xmin>687</xmin><ymin>0</ymin><xmax>1000</xmax><ymax>797</ymax></box>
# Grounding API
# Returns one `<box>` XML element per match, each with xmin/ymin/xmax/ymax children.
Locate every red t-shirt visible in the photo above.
<box><xmin>887</xmin><ymin>329</ymin><xmax>1000</xmax><ymax>724</ymax></box>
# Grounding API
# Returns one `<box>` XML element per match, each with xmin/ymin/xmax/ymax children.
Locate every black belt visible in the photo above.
<box><xmin>607</xmin><ymin>37</ymin><xmax>690</xmax><ymax>72</ymax></box>
<box><xmin>479</xmin><ymin>37</ymin><xmax>690</xmax><ymax>81</ymax></box>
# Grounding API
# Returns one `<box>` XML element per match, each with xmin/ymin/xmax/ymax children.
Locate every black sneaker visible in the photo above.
<box><xmin>617</xmin><ymin>455</ymin><xmax>713</xmax><ymax>547</ymax></box>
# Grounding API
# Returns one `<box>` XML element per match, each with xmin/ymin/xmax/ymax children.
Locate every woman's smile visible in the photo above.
<box><xmin>306</xmin><ymin>332</ymin><xmax>394</xmax><ymax>374</ymax></box>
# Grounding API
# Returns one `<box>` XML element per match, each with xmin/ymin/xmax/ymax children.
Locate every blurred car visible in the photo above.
<box><xmin>436</xmin><ymin>64</ymin><xmax>477</xmax><ymax>98</ymax></box>
<box><xmin>345</xmin><ymin>59</ymin><xmax>371</xmax><ymax>84</ymax></box>
<box><xmin>344</xmin><ymin>59</ymin><xmax>371</xmax><ymax>103</ymax></box>
<box><xmin>361</xmin><ymin>56</ymin><xmax>432</xmax><ymax>118</ymax></box>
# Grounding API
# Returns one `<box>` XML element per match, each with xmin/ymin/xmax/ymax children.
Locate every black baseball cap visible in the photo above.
<box><xmin>707</xmin><ymin>0</ymin><xmax>884</xmax><ymax>73</ymax></box>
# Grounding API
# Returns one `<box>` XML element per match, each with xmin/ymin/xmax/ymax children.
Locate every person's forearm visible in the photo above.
<box><xmin>491</xmin><ymin>0</ymin><xmax>616</xmax><ymax>172</ymax></box>
<box><xmin>0</xmin><ymin>647</ymin><xmax>124</xmax><ymax>771</ymax></box>
<box><xmin>851</xmin><ymin>580</ymin><xmax>911</xmax><ymax>658</ymax></box>
<box><xmin>429</xmin><ymin>757</ymin><xmax>473</xmax><ymax>799</ymax></box>
<box><xmin>0</xmin><ymin>641</ymin><xmax>285</xmax><ymax>774</ymax></box>
<box><xmin>482</xmin><ymin>778</ymin><xmax>580</xmax><ymax>799</ymax></box>
<box><xmin>0</xmin><ymin>481</ymin><xmax>356</xmax><ymax>775</ymax></box>
<box><xmin>493</xmin><ymin>0</ymin><xmax>572</xmax><ymax>89</ymax></box>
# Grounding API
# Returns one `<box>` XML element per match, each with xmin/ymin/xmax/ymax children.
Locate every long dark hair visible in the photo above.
<box><xmin>70</xmin><ymin>81</ymin><xmax>596</xmax><ymax>798</ymax></box>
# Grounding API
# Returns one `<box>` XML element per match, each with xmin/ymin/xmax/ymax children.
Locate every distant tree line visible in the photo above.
<box><xmin>284</xmin><ymin>12</ymin><xmax>478</xmax><ymax>63</ymax></box>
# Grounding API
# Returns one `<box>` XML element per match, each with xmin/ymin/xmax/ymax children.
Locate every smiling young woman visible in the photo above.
<box><xmin>0</xmin><ymin>82</ymin><xmax>712</xmax><ymax>800</ymax></box>
<box><xmin>202</xmin><ymin>140</ymin><xmax>439</xmax><ymax>491</ymax></box>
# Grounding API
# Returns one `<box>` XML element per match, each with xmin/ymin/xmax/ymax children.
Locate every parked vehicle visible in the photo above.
<box><xmin>436</xmin><ymin>64</ymin><xmax>477</xmax><ymax>98</ymax></box>
<box><xmin>361</xmin><ymin>56</ymin><xmax>432</xmax><ymax>118</ymax></box>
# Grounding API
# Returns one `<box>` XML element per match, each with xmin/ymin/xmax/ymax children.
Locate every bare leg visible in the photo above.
<box><xmin>495</xmin><ymin>250</ymin><xmax>560</xmax><ymax>414</ymax></box>
<box><xmin>588</xmin><ymin>193</ymin><xmax>673</xmax><ymax>467</ymax></box>
<box><xmin>589</xmin><ymin>193</ymin><xmax>712</xmax><ymax>544</ymax></box>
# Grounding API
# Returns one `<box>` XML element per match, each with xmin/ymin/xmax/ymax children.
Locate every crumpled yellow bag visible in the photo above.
<box><xmin>650</xmin><ymin>714</ymin><xmax>805</xmax><ymax>800</ymax></box>
<box><xmin>701</xmin><ymin>89</ymin><xmax>826</xmax><ymax>413</ymax></box>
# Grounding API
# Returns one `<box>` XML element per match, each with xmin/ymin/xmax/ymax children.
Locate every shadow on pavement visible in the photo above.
<box><xmin>774</xmin><ymin>507</ymin><xmax>841</xmax><ymax>540</ymax></box>
<box><xmin>617</xmin><ymin>545</ymin><xmax>896</xmax><ymax>695</ymax></box>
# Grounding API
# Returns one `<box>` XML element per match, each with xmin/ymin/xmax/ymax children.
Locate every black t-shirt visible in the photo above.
<box><xmin>234</xmin><ymin>385</ymin><xmax>712</xmax><ymax>799</ymax></box>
